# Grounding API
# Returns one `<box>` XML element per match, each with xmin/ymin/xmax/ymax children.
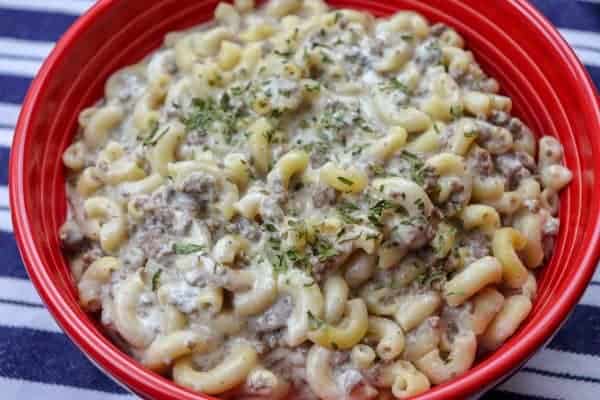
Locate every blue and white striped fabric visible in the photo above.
<box><xmin>0</xmin><ymin>1</ymin><xmax>598</xmax><ymax>399</ymax></box>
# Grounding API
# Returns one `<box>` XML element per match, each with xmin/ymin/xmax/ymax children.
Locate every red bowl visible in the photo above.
<box><xmin>9</xmin><ymin>0</ymin><xmax>600</xmax><ymax>399</ymax></box>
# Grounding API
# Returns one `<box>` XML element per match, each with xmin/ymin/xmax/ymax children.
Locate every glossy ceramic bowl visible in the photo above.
<box><xmin>9</xmin><ymin>0</ymin><xmax>600</xmax><ymax>399</ymax></box>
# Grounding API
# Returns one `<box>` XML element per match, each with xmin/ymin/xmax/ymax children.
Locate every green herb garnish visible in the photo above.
<box><xmin>272</xmin><ymin>254</ymin><xmax>288</xmax><ymax>273</ymax></box>
<box><xmin>274</xmin><ymin>49</ymin><xmax>293</xmax><ymax>58</ymax></box>
<box><xmin>264</xmin><ymin>223</ymin><xmax>277</xmax><ymax>232</ymax></box>
<box><xmin>286</xmin><ymin>249</ymin><xmax>309</xmax><ymax>270</ymax></box>
<box><xmin>307</xmin><ymin>311</ymin><xmax>326</xmax><ymax>330</ymax></box>
<box><xmin>304</xmin><ymin>82</ymin><xmax>321</xmax><ymax>93</ymax></box>
<box><xmin>368</xmin><ymin>199</ymin><xmax>393</xmax><ymax>227</ymax></box>
<box><xmin>262</xmin><ymin>128</ymin><xmax>276</xmax><ymax>143</ymax></box>
<box><xmin>379</xmin><ymin>77</ymin><xmax>410</xmax><ymax>94</ymax></box>
<box><xmin>450</xmin><ymin>105</ymin><xmax>464</xmax><ymax>120</ymax></box>
<box><xmin>417</xmin><ymin>269</ymin><xmax>447</xmax><ymax>287</ymax></box>
<box><xmin>369</xmin><ymin>164</ymin><xmax>386</xmax><ymax>177</ymax></box>
<box><xmin>142</xmin><ymin>124</ymin><xmax>169</xmax><ymax>146</ymax></box>
<box><xmin>173</xmin><ymin>243</ymin><xmax>205</xmax><ymax>255</ymax></box>
<box><xmin>313</xmin><ymin>236</ymin><xmax>338</xmax><ymax>262</ymax></box>
<box><xmin>350</xmin><ymin>144</ymin><xmax>368</xmax><ymax>156</ymax></box>
<box><xmin>320</xmin><ymin>51</ymin><xmax>333</xmax><ymax>64</ymax></box>
<box><xmin>414</xmin><ymin>198</ymin><xmax>425</xmax><ymax>213</ymax></box>
<box><xmin>400</xmin><ymin>150</ymin><xmax>427</xmax><ymax>186</ymax></box>
<box><xmin>268</xmin><ymin>237</ymin><xmax>282</xmax><ymax>251</ymax></box>
<box><xmin>184</xmin><ymin>95</ymin><xmax>242</xmax><ymax>143</ymax></box>
<box><xmin>337</xmin><ymin>176</ymin><xmax>354</xmax><ymax>186</ymax></box>
<box><xmin>152</xmin><ymin>270</ymin><xmax>162</xmax><ymax>291</ymax></box>
<box><xmin>337</xmin><ymin>202</ymin><xmax>361</xmax><ymax>224</ymax></box>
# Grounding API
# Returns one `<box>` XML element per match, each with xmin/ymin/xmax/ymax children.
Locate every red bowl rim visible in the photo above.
<box><xmin>8</xmin><ymin>0</ymin><xmax>600</xmax><ymax>399</ymax></box>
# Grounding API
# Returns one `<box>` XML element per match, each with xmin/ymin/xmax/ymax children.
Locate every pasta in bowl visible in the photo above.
<box><xmin>57</xmin><ymin>0</ymin><xmax>573</xmax><ymax>399</ymax></box>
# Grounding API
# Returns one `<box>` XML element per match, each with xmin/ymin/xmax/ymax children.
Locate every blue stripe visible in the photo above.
<box><xmin>0</xmin><ymin>75</ymin><xmax>31</xmax><ymax>104</ymax></box>
<box><xmin>0</xmin><ymin>298</ymin><xmax>44</xmax><ymax>309</ymax></box>
<box><xmin>0</xmin><ymin>326</ymin><xmax>128</xmax><ymax>393</ymax></box>
<box><xmin>0</xmin><ymin>232</ymin><xmax>28</xmax><ymax>279</ymax></box>
<box><xmin>548</xmin><ymin>304</ymin><xmax>600</xmax><ymax>355</ymax></box>
<box><xmin>0</xmin><ymin>147</ymin><xmax>9</xmax><ymax>185</ymax></box>
<box><xmin>484</xmin><ymin>391</ymin><xmax>555</xmax><ymax>400</ymax></box>
<box><xmin>522</xmin><ymin>367</ymin><xmax>600</xmax><ymax>384</ymax></box>
<box><xmin>530</xmin><ymin>0</ymin><xmax>600</xmax><ymax>31</ymax></box>
<box><xmin>0</xmin><ymin>9</ymin><xmax>77</xmax><ymax>42</ymax></box>
<box><xmin>584</xmin><ymin>65</ymin><xmax>600</xmax><ymax>91</ymax></box>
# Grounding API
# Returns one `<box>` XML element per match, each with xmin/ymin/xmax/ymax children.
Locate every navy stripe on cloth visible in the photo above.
<box><xmin>547</xmin><ymin>304</ymin><xmax>600</xmax><ymax>355</ymax></box>
<box><xmin>0</xmin><ymin>298</ymin><xmax>45</xmax><ymax>309</ymax></box>
<box><xmin>0</xmin><ymin>9</ymin><xmax>77</xmax><ymax>42</ymax></box>
<box><xmin>0</xmin><ymin>75</ymin><xmax>31</xmax><ymax>104</ymax></box>
<box><xmin>0</xmin><ymin>326</ymin><xmax>127</xmax><ymax>393</ymax></box>
<box><xmin>585</xmin><ymin>65</ymin><xmax>600</xmax><ymax>91</ymax></box>
<box><xmin>484</xmin><ymin>392</ymin><xmax>555</xmax><ymax>400</ymax></box>
<box><xmin>0</xmin><ymin>232</ymin><xmax>30</xmax><ymax>279</ymax></box>
<box><xmin>0</xmin><ymin>147</ymin><xmax>9</xmax><ymax>185</ymax></box>
<box><xmin>523</xmin><ymin>367</ymin><xmax>600</xmax><ymax>384</ymax></box>
<box><xmin>530</xmin><ymin>0</ymin><xmax>600</xmax><ymax>31</ymax></box>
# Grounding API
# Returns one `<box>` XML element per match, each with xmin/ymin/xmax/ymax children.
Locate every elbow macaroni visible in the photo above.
<box><xmin>443</xmin><ymin>256</ymin><xmax>503</xmax><ymax>306</ymax></box>
<box><xmin>367</xmin><ymin>316</ymin><xmax>405</xmax><ymax>361</ymax></box>
<box><xmin>307</xmin><ymin>298</ymin><xmax>369</xmax><ymax>350</ymax></box>
<box><xmin>83</xmin><ymin>197</ymin><xmax>127</xmax><ymax>254</ymax></box>
<box><xmin>78</xmin><ymin>257</ymin><xmax>120</xmax><ymax>311</ymax></box>
<box><xmin>113</xmin><ymin>272</ymin><xmax>156</xmax><ymax>348</ymax></box>
<box><xmin>492</xmin><ymin>228</ymin><xmax>529</xmax><ymax>288</ymax></box>
<box><xmin>414</xmin><ymin>332</ymin><xmax>477</xmax><ymax>384</ymax></box>
<box><xmin>173</xmin><ymin>343</ymin><xmax>258</xmax><ymax>395</ymax></box>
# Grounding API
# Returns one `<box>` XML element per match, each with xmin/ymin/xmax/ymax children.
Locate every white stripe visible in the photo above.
<box><xmin>0</xmin><ymin>209</ymin><xmax>12</xmax><ymax>232</ymax></box>
<box><xmin>593</xmin><ymin>265</ymin><xmax>600</xmax><ymax>283</ymax></box>
<box><xmin>0</xmin><ymin>302</ymin><xmax>61</xmax><ymax>332</ymax></box>
<box><xmin>525</xmin><ymin>348</ymin><xmax>600</xmax><ymax>381</ymax></box>
<box><xmin>0</xmin><ymin>186</ymin><xmax>8</xmax><ymax>208</ymax></box>
<box><xmin>0</xmin><ymin>102</ymin><xmax>19</xmax><ymax>126</ymax></box>
<box><xmin>0</xmin><ymin>57</ymin><xmax>41</xmax><ymax>77</ymax></box>
<box><xmin>500</xmin><ymin>370</ymin><xmax>600</xmax><ymax>400</ymax></box>
<box><xmin>572</xmin><ymin>48</ymin><xmax>600</xmax><ymax>68</ymax></box>
<box><xmin>0</xmin><ymin>377</ymin><xmax>136</xmax><ymax>400</ymax></box>
<box><xmin>0</xmin><ymin>277</ymin><xmax>42</xmax><ymax>305</ymax></box>
<box><xmin>559</xmin><ymin>28</ymin><xmax>600</xmax><ymax>50</ymax></box>
<box><xmin>0</xmin><ymin>38</ymin><xmax>53</xmax><ymax>59</ymax></box>
<box><xmin>0</xmin><ymin>127</ymin><xmax>13</xmax><ymax>146</ymax></box>
<box><xmin>580</xmin><ymin>282</ymin><xmax>600</xmax><ymax>306</ymax></box>
<box><xmin>0</xmin><ymin>0</ymin><xmax>94</xmax><ymax>15</ymax></box>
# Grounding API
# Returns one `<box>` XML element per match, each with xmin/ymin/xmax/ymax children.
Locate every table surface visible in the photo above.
<box><xmin>0</xmin><ymin>1</ymin><xmax>599</xmax><ymax>399</ymax></box>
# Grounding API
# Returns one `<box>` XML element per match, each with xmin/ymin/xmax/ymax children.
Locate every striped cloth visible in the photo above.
<box><xmin>0</xmin><ymin>1</ymin><xmax>599</xmax><ymax>399</ymax></box>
